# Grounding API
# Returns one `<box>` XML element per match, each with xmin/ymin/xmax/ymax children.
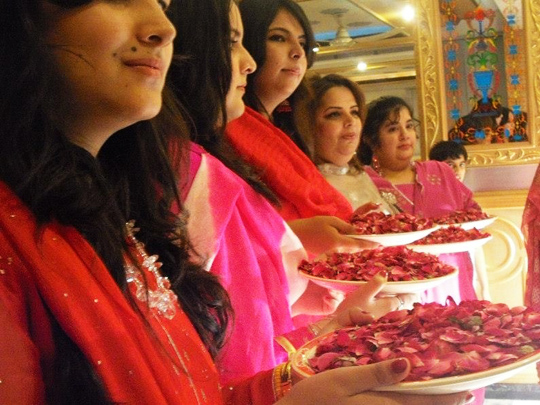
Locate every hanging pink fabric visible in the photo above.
<box><xmin>522</xmin><ymin>163</ymin><xmax>540</xmax><ymax>311</ymax></box>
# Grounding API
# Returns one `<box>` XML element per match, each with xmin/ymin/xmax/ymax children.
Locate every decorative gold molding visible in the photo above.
<box><xmin>473</xmin><ymin>189</ymin><xmax>528</xmax><ymax>210</ymax></box>
<box><xmin>414</xmin><ymin>0</ymin><xmax>446</xmax><ymax>159</ymax></box>
<box><xmin>416</xmin><ymin>0</ymin><xmax>540</xmax><ymax>166</ymax></box>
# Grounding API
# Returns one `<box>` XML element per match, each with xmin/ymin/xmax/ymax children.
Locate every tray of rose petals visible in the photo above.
<box><xmin>348</xmin><ymin>212</ymin><xmax>439</xmax><ymax>246</ymax></box>
<box><xmin>433</xmin><ymin>209</ymin><xmax>497</xmax><ymax>231</ymax></box>
<box><xmin>407</xmin><ymin>226</ymin><xmax>492</xmax><ymax>255</ymax></box>
<box><xmin>291</xmin><ymin>300</ymin><xmax>540</xmax><ymax>394</ymax></box>
<box><xmin>298</xmin><ymin>246</ymin><xmax>458</xmax><ymax>294</ymax></box>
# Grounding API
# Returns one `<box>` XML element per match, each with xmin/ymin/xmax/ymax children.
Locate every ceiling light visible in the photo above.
<box><xmin>402</xmin><ymin>5</ymin><xmax>415</xmax><ymax>22</ymax></box>
<box><xmin>357</xmin><ymin>61</ymin><xmax>368</xmax><ymax>71</ymax></box>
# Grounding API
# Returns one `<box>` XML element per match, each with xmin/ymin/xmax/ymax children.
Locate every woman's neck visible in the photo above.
<box><xmin>256</xmin><ymin>95</ymin><xmax>281</xmax><ymax>120</ymax></box>
<box><xmin>378</xmin><ymin>163</ymin><xmax>415</xmax><ymax>185</ymax></box>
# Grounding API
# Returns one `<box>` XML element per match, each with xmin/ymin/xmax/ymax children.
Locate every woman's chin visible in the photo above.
<box><xmin>226</xmin><ymin>104</ymin><xmax>246</xmax><ymax>123</ymax></box>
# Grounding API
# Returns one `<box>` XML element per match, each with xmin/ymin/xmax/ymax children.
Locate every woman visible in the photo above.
<box><xmin>359</xmin><ymin>97</ymin><xmax>487</xmax><ymax>405</ymax></box>
<box><xmin>304</xmin><ymin>74</ymin><xmax>395</xmax><ymax>213</ymax></box>
<box><xmin>359</xmin><ymin>96</ymin><xmax>482</xmax><ymax>305</ymax></box>
<box><xmin>0</xmin><ymin>0</ymin><xmax>472</xmax><ymax>403</ymax></box>
<box><xmin>0</xmin><ymin>0</ymin><xmax>229</xmax><ymax>402</ymax></box>
<box><xmin>169</xmin><ymin>0</ymin><xmax>415</xmax><ymax>385</ymax></box>
<box><xmin>225</xmin><ymin>0</ymin><xmax>360</xmax><ymax>228</ymax></box>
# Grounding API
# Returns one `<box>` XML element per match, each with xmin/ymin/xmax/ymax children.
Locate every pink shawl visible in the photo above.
<box><xmin>183</xmin><ymin>143</ymin><xmax>308</xmax><ymax>384</ymax></box>
<box><xmin>365</xmin><ymin>161</ymin><xmax>480</xmax><ymax>304</ymax></box>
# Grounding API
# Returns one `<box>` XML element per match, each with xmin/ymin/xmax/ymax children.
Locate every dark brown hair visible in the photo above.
<box><xmin>239</xmin><ymin>0</ymin><xmax>317</xmax><ymax>114</ymax></box>
<box><xmin>0</xmin><ymin>0</ymin><xmax>231</xmax><ymax>400</ymax></box>
<box><xmin>302</xmin><ymin>74</ymin><xmax>366</xmax><ymax>170</ymax></box>
<box><xmin>359</xmin><ymin>96</ymin><xmax>417</xmax><ymax>165</ymax></box>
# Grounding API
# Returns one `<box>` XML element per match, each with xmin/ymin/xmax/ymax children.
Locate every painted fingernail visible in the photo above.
<box><xmin>390</xmin><ymin>358</ymin><xmax>408</xmax><ymax>374</ymax></box>
<box><xmin>464</xmin><ymin>393</ymin><xmax>475</xmax><ymax>405</ymax></box>
<box><xmin>378</xmin><ymin>271</ymin><xmax>387</xmax><ymax>279</ymax></box>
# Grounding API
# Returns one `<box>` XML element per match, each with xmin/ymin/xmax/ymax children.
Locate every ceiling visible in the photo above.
<box><xmin>295</xmin><ymin>0</ymin><xmax>418</xmax><ymax>82</ymax></box>
<box><xmin>295</xmin><ymin>0</ymin><xmax>512</xmax><ymax>83</ymax></box>
<box><xmin>296</xmin><ymin>0</ymin><xmax>415</xmax><ymax>43</ymax></box>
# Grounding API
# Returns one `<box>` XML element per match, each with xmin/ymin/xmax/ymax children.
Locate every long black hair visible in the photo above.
<box><xmin>0</xmin><ymin>0</ymin><xmax>231</xmax><ymax>401</ymax></box>
<box><xmin>239</xmin><ymin>0</ymin><xmax>316</xmax><ymax>115</ymax></box>
<box><xmin>168</xmin><ymin>0</ymin><xmax>278</xmax><ymax>203</ymax></box>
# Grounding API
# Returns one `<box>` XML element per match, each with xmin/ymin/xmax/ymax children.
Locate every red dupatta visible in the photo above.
<box><xmin>0</xmin><ymin>182</ymin><xmax>223</xmax><ymax>404</ymax></box>
<box><xmin>225</xmin><ymin>107</ymin><xmax>353</xmax><ymax>221</ymax></box>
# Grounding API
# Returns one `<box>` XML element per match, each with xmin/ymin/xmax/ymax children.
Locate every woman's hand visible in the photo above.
<box><xmin>293</xmin><ymin>273</ymin><xmax>418</xmax><ymax>322</ymax></box>
<box><xmin>288</xmin><ymin>216</ymin><xmax>378</xmax><ymax>257</ymax></box>
<box><xmin>277</xmin><ymin>358</ymin><xmax>472</xmax><ymax>405</ymax></box>
<box><xmin>290</xmin><ymin>282</ymin><xmax>345</xmax><ymax>317</ymax></box>
<box><xmin>306</xmin><ymin>273</ymin><xmax>418</xmax><ymax>335</ymax></box>
<box><xmin>334</xmin><ymin>272</ymin><xmax>418</xmax><ymax>319</ymax></box>
<box><xmin>352</xmin><ymin>202</ymin><xmax>381</xmax><ymax>217</ymax></box>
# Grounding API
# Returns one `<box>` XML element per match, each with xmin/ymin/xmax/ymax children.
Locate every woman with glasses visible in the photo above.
<box><xmin>358</xmin><ymin>96</ymin><xmax>482</xmax><ymax>306</ymax></box>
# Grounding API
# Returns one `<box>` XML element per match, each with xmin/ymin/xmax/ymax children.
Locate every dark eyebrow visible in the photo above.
<box><xmin>268</xmin><ymin>27</ymin><xmax>306</xmax><ymax>40</ymax></box>
<box><xmin>383</xmin><ymin>119</ymin><xmax>398</xmax><ymax>127</ymax></box>
<box><xmin>323</xmin><ymin>104</ymin><xmax>358</xmax><ymax>113</ymax></box>
<box><xmin>323</xmin><ymin>106</ymin><xmax>343</xmax><ymax>113</ymax></box>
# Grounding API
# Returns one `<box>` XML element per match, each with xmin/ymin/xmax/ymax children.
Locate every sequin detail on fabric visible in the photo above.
<box><xmin>124</xmin><ymin>220</ymin><xmax>178</xmax><ymax>319</ymax></box>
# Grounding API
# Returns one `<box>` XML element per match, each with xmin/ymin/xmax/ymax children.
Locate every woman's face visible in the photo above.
<box><xmin>43</xmin><ymin>0</ymin><xmax>175</xmax><ymax>155</ymax></box>
<box><xmin>253</xmin><ymin>8</ymin><xmax>307</xmax><ymax>114</ymax></box>
<box><xmin>314</xmin><ymin>86</ymin><xmax>362</xmax><ymax>167</ymax></box>
<box><xmin>372</xmin><ymin>106</ymin><xmax>417</xmax><ymax>171</ymax></box>
<box><xmin>226</xmin><ymin>3</ymin><xmax>256</xmax><ymax>122</ymax></box>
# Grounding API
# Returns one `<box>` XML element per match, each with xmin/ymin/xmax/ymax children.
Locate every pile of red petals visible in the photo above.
<box><xmin>308</xmin><ymin>300</ymin><xmax>540</xmax><ymax>382</ymax></box>
<box><xmin>434</xmin><ymin>209</ymin><xmax>491</xmax><ymax>225</ymax></box>
<box><xmin>298</xmin><ymin>246</ymin><xmax>456</xmax><ymax>282</ymax></box>
<box><xmin>349</xmin><ymin>212</ymin><xmax>434</xmax><ymax>235</ymax></box>
<box><xmin>412</xmin><ymin>226</ymin><xmax>490</xmax><ymax>245</ymax></box>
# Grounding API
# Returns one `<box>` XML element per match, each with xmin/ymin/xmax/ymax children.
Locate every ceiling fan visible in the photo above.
<box><xmin>320</xmin><ymin>8</ymin><xmax>354</xmax><ymax>46</ymax></box>
<box><xmin>317</xmin><ymin>6</ymin><xmax>411</xmax><ymax>48</ymax></box>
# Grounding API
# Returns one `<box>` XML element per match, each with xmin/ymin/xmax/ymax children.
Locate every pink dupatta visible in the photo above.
<box><xmin>523</xmin><ymin>164</ymin><xmax>540</xmax><ymax>310</ymax></box>
<box><xmin>183</xmin><ymin>143</ymin><xmax>308</xmax><ymax>384</ymax></box>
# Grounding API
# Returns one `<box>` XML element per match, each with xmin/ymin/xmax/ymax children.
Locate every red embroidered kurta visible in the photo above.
<box><xmin>0</xmin><ymin>181</ymin><xmax>275</xmax><ymax>404</ymax></box>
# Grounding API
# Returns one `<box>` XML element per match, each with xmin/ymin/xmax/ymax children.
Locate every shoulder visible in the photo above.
<box><xmin>363</xmin><ymin>165</ymin><xmax>379</xmax><ymax>178</ymax></box>
<box><xmin>416</xmin><ymin>160</ymin><xmax>457</xmax><ymax>178</ymax></box>
<box><xmin>189</xmin><ymin>141</ymin><xmax>205</xmax><ymax>157</ymax></box>
<box><xmin>0</xmin><ymin>187</ymin><xmax>41</xmax><ymax>309</ymax></box>
<box><xmin>416</xmin><ymin>160</ymin><xmax>447</xmax><ymax>172</ymax></box>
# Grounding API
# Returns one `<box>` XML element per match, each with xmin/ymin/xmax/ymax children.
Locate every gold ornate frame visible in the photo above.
<box><xmin>414</xmin><ymin>0</ymin><xmax>540</xmax><ymax>166</ymax></box>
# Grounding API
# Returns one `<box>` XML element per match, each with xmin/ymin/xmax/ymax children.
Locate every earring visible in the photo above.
<box><xmin>372</xmin><ymin>155</ymin><xmax>381</xmax><ymax>174</ymax></box>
